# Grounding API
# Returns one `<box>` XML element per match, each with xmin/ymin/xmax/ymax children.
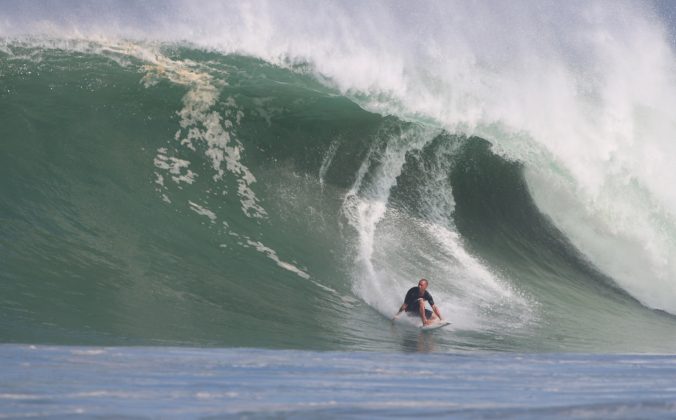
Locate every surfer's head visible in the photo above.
<box><xmin>418</xmin><ymin>278</ymin><xmax>428</xmax><ymax>291</ymax></box>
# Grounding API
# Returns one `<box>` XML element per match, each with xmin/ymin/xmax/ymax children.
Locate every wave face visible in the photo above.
<box><xmin>3</xmin><ymin>1</ymin><xmax>676</xmax><ymax>352</ymax></box>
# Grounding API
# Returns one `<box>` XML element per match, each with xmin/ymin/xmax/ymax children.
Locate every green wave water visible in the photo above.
<box><xmin>2</xmin><ymin>43</ymin><xmax>676</xmax><ymax>352</ymax></box>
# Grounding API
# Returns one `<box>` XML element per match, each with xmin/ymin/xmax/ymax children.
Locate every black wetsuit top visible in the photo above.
<box><xmin>404</xmin><ymin>287</ymin><xmax>434</xmax><ymax>313</ymax></box>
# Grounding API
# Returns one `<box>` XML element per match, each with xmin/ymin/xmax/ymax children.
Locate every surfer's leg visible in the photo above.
<box><xmin>418</xmin><ymin>299</ymin><xmax>428</xmax><ymax>324</ymax></box>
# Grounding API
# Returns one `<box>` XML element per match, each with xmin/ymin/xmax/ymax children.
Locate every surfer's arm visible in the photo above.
<box><xmin>392</xmin><ymin>303</ymin><xmax>407</xmax><ymax>320</ymax></box>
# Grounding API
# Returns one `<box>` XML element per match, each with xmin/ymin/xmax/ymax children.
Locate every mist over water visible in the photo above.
<box><xmin>3</xmin><ymin>1</ymin><xmax>676</xmax><ymax>352</ymax></box>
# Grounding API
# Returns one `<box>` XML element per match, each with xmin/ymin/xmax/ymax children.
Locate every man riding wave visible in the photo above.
<box><xmin>393</xmin><ymin>278</ymin><xmax>444</xmax><ymax>326</ymax></box>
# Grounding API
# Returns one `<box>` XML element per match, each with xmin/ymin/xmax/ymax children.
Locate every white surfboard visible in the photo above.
<box><xmin>420</xmin><ymin>320</ymin><xmax>451</xmax><ymax>331</ymax></box>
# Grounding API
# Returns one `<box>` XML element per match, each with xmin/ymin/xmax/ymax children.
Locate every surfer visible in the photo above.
<box><xmin>393</xmin><ymin>278</ymin><xmax>444</xmax><ymax>326</ymax></box>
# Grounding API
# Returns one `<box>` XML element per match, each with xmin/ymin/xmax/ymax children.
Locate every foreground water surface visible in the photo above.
<box><xmin>2</xmin><ymin>345</ymin><xmax>676</xmax><ymax>419</ymax></box>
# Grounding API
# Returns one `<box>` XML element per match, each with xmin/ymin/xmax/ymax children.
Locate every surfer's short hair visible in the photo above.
<box><xmin>418</xmin><ymin>278</ymin><xmax>428</xmax><ymax>286</ymax></box>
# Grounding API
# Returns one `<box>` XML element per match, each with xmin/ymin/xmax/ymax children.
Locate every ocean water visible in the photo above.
<box><xmin>4</xmin><ymin>345</ymin><xmax>676</xmax><ymax>419</ymax></box>
<box><xmin>3</xmin><ymin>0</ymin><xmax>676</xmax><ymax>417</ymax></box>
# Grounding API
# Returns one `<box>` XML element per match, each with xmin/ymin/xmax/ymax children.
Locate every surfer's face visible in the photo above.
<box><xmin>418</xmin><ymin>280</ymin><xmax>428</xmax><ymax>292</ymax></box>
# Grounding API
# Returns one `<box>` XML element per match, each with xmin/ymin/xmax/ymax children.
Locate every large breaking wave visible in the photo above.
<box><xmin>2</xmin><ymin>1</ymin><xmax>676</xmax><ymax>352</ymax></box>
